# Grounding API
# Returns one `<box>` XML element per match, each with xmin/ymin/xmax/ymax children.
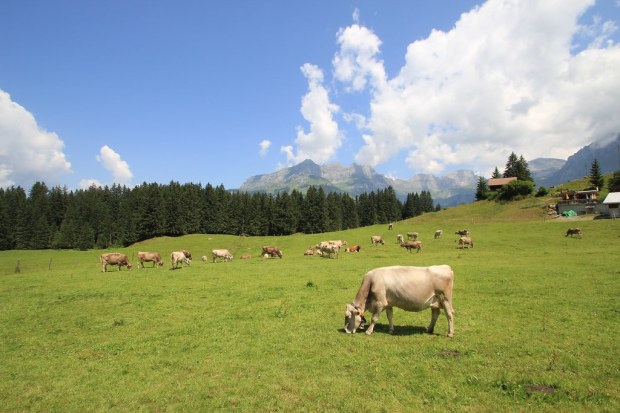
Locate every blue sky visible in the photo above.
<box><xmin>1</xmin><ymin>0</ymin><xmax>619</xmax><ymax>190</ymax></box>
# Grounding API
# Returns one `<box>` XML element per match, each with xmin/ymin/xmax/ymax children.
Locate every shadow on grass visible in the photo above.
<box><xmin>339</xmin><ymin>324</ymin><xmax>429</xmax><ymax>335</ymax></box>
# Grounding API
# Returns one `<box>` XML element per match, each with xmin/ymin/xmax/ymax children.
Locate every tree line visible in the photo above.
<box><xmin>0</xmin><ymin>182</ymin><xmax>438</xmax><ymax>251</ymax></box>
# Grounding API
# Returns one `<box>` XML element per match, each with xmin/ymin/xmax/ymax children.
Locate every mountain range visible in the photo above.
<box><xmin>239</xmin><ymin>134</ymin><xmax>620</xmax><ymax>207</ymax></box>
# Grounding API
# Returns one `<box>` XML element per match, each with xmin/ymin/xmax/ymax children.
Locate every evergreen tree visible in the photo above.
<box><xmin>516</xmin><ymin>155</ymin><xmax>533</xmax><ymax>182</ymax></box>
<box><xmin>475</xmin><ymin>176</ymin><xmax>489</xmax><ymax>201</ymax></box>
<box><xmin>491</xmin><ymin>167</ymin><xmax>501</xmax><ymax>179</ymax></box>
<box><xmin>608</xmin><ymin>170</ymin><xmax>620</xmax><ymax>192</ymax></box>
<box><xmin>325</xmin><ymin>192</ymin><xmax>343</xmax><ymax>232</ymax></box>
<box><xmin>357</xmin><ymin>192</ymin><xmax>377</xmax><ymax>227</ymax></box>
<box><xmin>0</xmin><ymin>189</ymin><xmax>10</xmax><ymax>250</ymax></box>
<box><xmin>402</xmin><ymin>193</ymin><xmax>416</xmax><ymax>219</ymax></box>
<box><xmin>503</xmin><ymin>152</ymin><xmax>519</xmax><ymax>178</ymax></box>
<box><xmin>299</xmin><ymin>186</ymin><xmax>327</xmax><ymax>234</ymax></box>
<box><xmin>589</xmin><ymin>159</ymin><xmax>604</xmax><ymax>190</ymax></box>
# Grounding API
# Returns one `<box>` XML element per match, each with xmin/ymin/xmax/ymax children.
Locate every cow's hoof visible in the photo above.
<box><xmin>365</xmin><ymin>330</ymin><xmax>373</xmax><ymax>336</ymax></box>
<box><xmin>447</xmin><ymin>333</ymin><xmax>454</xmax><ymax>338</ymax></box>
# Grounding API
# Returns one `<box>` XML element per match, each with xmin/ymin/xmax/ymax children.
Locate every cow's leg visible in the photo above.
<box><xmin>386</xmin><ymin>307</ymin><xmax>395</xmax><ymax>334</ymax></box>
<box><xmin>365</xmin><ymin>309</ymin><xmax>383</xmax><ymax>335</ymax></box>
<box><xmin>427</xmin><ymin>307</ymin><xmax>440</xmax><ymax>334</ymax></box>
<box><xmin>441</xmin><ymin>299</ymin><xmax>455</xmax><ymax>338</ymax></box>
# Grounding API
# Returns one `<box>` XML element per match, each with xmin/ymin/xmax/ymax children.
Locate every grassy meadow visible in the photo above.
<box><xmin>1</xmin><ymin>196</ymin><xmax>619</xmax><ymax>412</ymax></box>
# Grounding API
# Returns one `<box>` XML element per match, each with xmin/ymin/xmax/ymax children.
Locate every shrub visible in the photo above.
<box><xmin>498</xmin><ymin>180</ymin><xmax>535</xmax><ymax>201</ymax></box>
<box><xmin>535</xmin><ymin>186</ymin><xmax>549</xmax><ymax>197</ymax></box>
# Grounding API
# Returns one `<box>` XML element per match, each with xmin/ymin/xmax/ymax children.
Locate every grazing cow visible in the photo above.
<box><xmin>388</xmin><ymin>223</ymin><xmax>394</xmax><ymax>230</ymax></box>
<box><xmin>319</xmin><ymin>243</ymin><xmax>340</xmax><ymax>258</ymax></box>
<box><xmin>457</xmin><ymin>236</ymin><xmax>474</xmax><ymax>249</ymax></box>
<box><xmin>171</xmin><ymin>251</ymin><xmax>191</xmax><ymax>269</ymax></box>
<box><xmin>407</xmin><ymin>232</ymin><xmax>419</xmax><ymax>240</ymax></box>
<box><xmin>397</xmin><ymin>234</ymin><xmax>404</xmax><ymax>244</ymax></box>
<box><xmin>182</xmin><ymin>250</ymin><xmax>192</xmax><ymax>260</ymax></box>
<box><xmin>344</xmin><ymin>265</ymin><xmax>455</xmax><ymax>337</ymax></box>
<box><xmin>370</xmin><ymin>236</ymin><xmax>385</xmax><ymax>246</ymax></box>
<box><xmin>101</xmin><ymin>253</ymin><xmax>132</xmax><ymax>272</ymax></box>
<box><xmin>212</xmin><ymin>249</ymin><xmax>233</xmax><ymax>262</ymax></box>
<box><xmin>565</xmin><ymin>228</ymin><xmax>582</xmax><ymax>238</ymax></box>
<box><xmin>401</xmin><ymin>240</ymin><xmax>423</xmax><ymax>253</ymax></box>
<box><xmin>345</xmin><ymin>245</ymin><xmax>361</xmax><ymax>253</ymax></box>
<box><xmin>304</xmin><ymin>247</ymin><xmax>316</xmax><ymax>256</ymax></box>
<box><xmin>455</xmin><ymin>229</ymin><xmax>469</xmax><ymax>236</ymax></box>
<box><xmin>201</xmin><ymin>255</ymin><xmax>208</xmax><ymax>262</ymax></box>
<box><xmin>137</xmin><ymin>251</ymin><xmax>164</xmax><ymax>268</ymax></box>
<box><xmin>328</xmin><ymin>240</ymin><xmax>347</xmax><ymax>248</ymax></box>
<box><xmin>262</xmin><ymin>246</ymin><xmax>283</xmax><ymax>258</ymax></box>
<box><xmin>434</xmin><ymin>230</ymin><xmax>443</xmax><ymax>239</ymax></box>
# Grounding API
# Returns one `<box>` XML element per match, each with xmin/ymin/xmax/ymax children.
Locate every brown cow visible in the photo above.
<box><xmin>407</xmin><ymin>232</ymin><xmax>419</xmax><ymax>240</ymax></box>
<box><xmin>434</xmin><ymin>230</ymin><xmax>443</xmax><ymax>239</ymax></box>
<box><xmin>457</xmin><ymin>236</ymin><xmax>474</xmax><ymax>249</ymax></box>
<box><xmin>262</xmin><ymin>246</ymin><xmax>283</xmax><ymax>258</ymax></box>
<box><xmin>455</xmin><ymin>229</ymin><xmax>469</xmax><ymax>236</ymax></box>
<box><xmin>344</xmin><ymin>265</ymin><xmax>455</xmax><ymax>337</ymax></box>
<box><xmin>319</xmin><ymin>243</ymin><xmax>340</xmax><ymax>259</ymax></box>
<box><xmin>370</xmin><ymin>236</ymin><xmax>385</xmax><ymax>246</ymax></box>
<box><xmin>101</xmin><ymin>253</ymin><xmax>132</xmax><ymax>272</ymax></box>
<box><xmin>137</xmin><ymin>251</ymin><xmax>164</xmax><ymax>268</ymax></box>
<box><xmin>345</xmin><ymin>245</ymin><xmax>362</xmax><ymax>253</ymax></box>
<box><xmin>565</xmin><ymin>228</ymin><xmax>582</xmax><ymax>238</ymax></box>
<box><xmin>401</xmin><ymin>240</ymin><xmax>422</xmax><ymax>253</ymax></box>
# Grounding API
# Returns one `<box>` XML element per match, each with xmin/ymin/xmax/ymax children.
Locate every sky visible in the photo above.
<box><xmin>1</xmin><ymin>0</ymin><xmax>619</xmax><ymax>191</ymax></box>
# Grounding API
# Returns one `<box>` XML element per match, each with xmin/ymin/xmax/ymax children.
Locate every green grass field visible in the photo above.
<box><xmin>1</xmin><ymin>199</ymin><xmax>619</xmax><ymax>411</ymax></box>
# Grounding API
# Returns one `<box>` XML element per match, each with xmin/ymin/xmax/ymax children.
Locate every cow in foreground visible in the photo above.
<box><xmin>401</xmin><ymin>240</ymin><xmax>422</xmax><ymax>253</ymax></box>
<box><xmin>212</xmin><ymin>249</ymin><xmax>233</xmax><ymax>262</ymax></box>
<box><xmin>262</xmin><ymin>246</ymin><xmax>283</xmax><ymax>258</ymax></box>
<box><xmin>370</xmin><ymin>235</ymin><xmax>384</xmax><ymax>246</ymax></box>
<box><xmin>101</xmin><ymin>253</ymin><xmax>132</xmax><ymax>272</ymax></box>
<box><xmin>565</xmin><ymin>228</ymin><xmax>582</xmax><ymax>238</ymax></box>
<box><xmin>171</xmin><ymin>251</ymin><xmax>191</xmax><ymax>269</ymax></box>
<box><xmin>344</xmin><ymin>265</ymin><xmax>454</xmax><ymax>337</ymax></box>
<box><xmin>137</xmin><ymin>251</ymin><xmax>164</xmax><ymax>268</ymax></box>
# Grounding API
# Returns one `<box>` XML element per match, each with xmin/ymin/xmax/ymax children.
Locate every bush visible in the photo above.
<box><xmin>498</xmin><ymin>180</ymin><xmax>535</xmax><ymax>201</ymax></box>
<box><xmin>535</xmin><ymin>186</ymin><xmax>549</xmax><ymax>197</ymax></box>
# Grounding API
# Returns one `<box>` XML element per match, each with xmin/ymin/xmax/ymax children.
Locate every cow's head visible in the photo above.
<box><xmin>158</xmin><ymin>261</ymin><xmax>164</xmax><ymax>266</ymax></box>
<box><xmin>126</xmin><ymin>263</ymin><xmax>133</xmax><ymax>270</ymax></box>
<box><xmin>344</xmin><ymin>303</ymin><xmax>366</xmax><ymax>333</ymax></box>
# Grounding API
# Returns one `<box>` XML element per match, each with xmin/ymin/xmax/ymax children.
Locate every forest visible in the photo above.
<box><xmin>0</xmin><ymin>182</ymin><xmax>437</xmax><ymax>250</ymax></box>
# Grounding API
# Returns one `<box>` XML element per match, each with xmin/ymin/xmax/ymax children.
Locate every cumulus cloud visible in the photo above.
<box><xmin>259</xmin><ymin>139</ymin><xmax>271</xmax><ymax>157</ymax></box>
<box><xmin>96</xmin><ymin>145</ymin><xmax>133</xmax><ymax>185</ymax></box>
<box><xmin>330</xmin><ymin>0</ymin><xmax>620</xmax><ymax>176</ymax></box>
<box><xmin>78</xmin><ymin>178</ymin><xmax>102</xmax><ymax>189</ymax></box>
<box><xmin>0</xmin><ymin>90</ymin><xmax>72</xmax><ymax>188</ymax></box>
<box><xmin>282</xmin><ymin>63</ymin><xmax>342</xmax><ymax>165</ymax></box>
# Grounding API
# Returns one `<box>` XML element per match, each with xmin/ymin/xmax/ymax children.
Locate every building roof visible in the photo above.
<box><xmin>488</xmin><ymin>177</ymin><xmax>517</xmax><ymax>186</ymax></box>
<box><xmin>603</xmin><ymin>192</ymin><xmax>620</xmax><ymax>204</ymax></box>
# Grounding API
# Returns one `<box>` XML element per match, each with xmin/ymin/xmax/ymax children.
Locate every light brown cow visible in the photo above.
<box><xmin>370</xmin><ymin>236</ymin><xmax>385</xmax><ymax>246</ymax></box>
<box><xmin>137</xmin><ymin>251</ymin><xmax>164</xmax><ymax>268</ymax></box>
<box><xmin>101</xmin><ymin>253</ymin><xmax>132</xmax><ymax>272</ymax></box>
<box><xmin>388</xmin><ymin>223</ymin><xmax>394</xmax><ymax>230</ymax></box>
<box><xmin>344</xmin><ymin>265</ymin><xmax>455</xmax><ymax>337</ymax></box>
<box><xmin>400</xmin><ymin>240</ymin><xmax>422</xmax><ymax>253</ymax></box>
<box><xmin>212</xmin><ymin>249</ymin><xmax>233</xmax><ymax>262</ymax></box>
<box><xmin>171</xmin><ymin>251</ymin><xmax>191</xmax><ymax>269</ymax></box>
<box><xmin>319</xmin><ymin>243</ymin><xmax>340</xmax><ymax>259</ymax></box>
<box><xmin>457</xmin><ymin>236</ymin><xmax>474</xmax><ymax>249</ymax></box>
<box><xmin>262</xmin><ymin>246</ymin><xmax>283</xmax><ymax>258</ymax></box>
<box><xmin>565</xmin><ymin>228</ymin><xmax>582</xmax><ymax>238</ymax></box>
<box><xmin>434</xmin><ymin>230</ymin><xmax>443</xmax><ymax>239</ymax></box>
<box><xmin>397</xmin><ymin>234</ymin><xmax>404</xmax><ymax>244</ymax></box>
<box><xmin>407</xmin><ymin>232</ymin><xmax>419</xmax><ymax>240</ymax></box>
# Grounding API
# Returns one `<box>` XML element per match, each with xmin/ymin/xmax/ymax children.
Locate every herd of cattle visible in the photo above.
<box><xmin>99</xmin><ymin>223</ymin><xmax>583</xmax><ymax>339</ymax></box>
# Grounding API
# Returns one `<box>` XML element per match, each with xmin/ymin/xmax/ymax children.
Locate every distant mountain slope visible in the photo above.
<box><xmin>239</xmin><ymin>159</ymin><xmax>477</xmax><ymax>207</ymax></box>
<box><xmin>537</xmin><ymin>134</ymin><xmax>620</xmax><ymax>187</ymax></box>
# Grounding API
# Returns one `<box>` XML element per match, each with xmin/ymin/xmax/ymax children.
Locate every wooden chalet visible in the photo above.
<box><xmin>487</xmin><ymin>177</ymin><xmax>517</xmax><ymax>191</ymax></box>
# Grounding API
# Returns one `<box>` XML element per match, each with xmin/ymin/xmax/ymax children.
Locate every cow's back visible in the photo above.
<box><xmin>367</xmin><ymin>265</ymin><xmax>453</xmax><ymax>311</ymax></box>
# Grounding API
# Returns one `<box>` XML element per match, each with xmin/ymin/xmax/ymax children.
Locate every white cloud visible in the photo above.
<box><xmin>330</xmin><ymin>0</ymin><xmax>620</xmax><ymax>177</ymax></box>
<box><xmin>96</xmin><ymin>145</ymin><xmax>133</xmax><ymax>185</ymax></box>
<box><xmin>0</xmin><ymin>89</ymin><xmax>72</xmax><ymax>188</ymax></box>
<box><xmin>282</xmin><ymin>63</ymin><xmax>342</xmax><ymax>165</ymax></box>
<box><xmin>259</xmin><ymin>139</ymin><xmax>271</xmax><ymax>157</ymax></box>
<box><xmin>78</xmin><ymin>178</ymin><xmax>102</xmax><ymax>189</ymax></box>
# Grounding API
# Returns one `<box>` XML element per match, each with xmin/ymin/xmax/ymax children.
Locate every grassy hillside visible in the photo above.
<box><xmin>1</xmin><ymin>188</ymin><xmax>618</xmax><ymax>411</ymax></box>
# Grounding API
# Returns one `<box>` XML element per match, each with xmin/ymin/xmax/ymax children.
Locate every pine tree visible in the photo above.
<box><xmin>503</xmin><ymin>152</ymin><xmax>519</xmax><ymax>178</ymax></box>
<box><xmin>475</xmin><ymin>176</ymin><xmax>489</xmax><ymax>201</ymax></box>
<box><xmin>608</xmin><ymin>170</ymin><xmax>620</xmax><ymax>192</ymax></box>
<box><xmin>589</xmin><ymin>159</ymin><xmax>604</xmax><ymax>190</ymax></box>
<box><xmin>491</xmin><ymin>167</ymin><xmax>501</xmax><ymax>179</ymax></box>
